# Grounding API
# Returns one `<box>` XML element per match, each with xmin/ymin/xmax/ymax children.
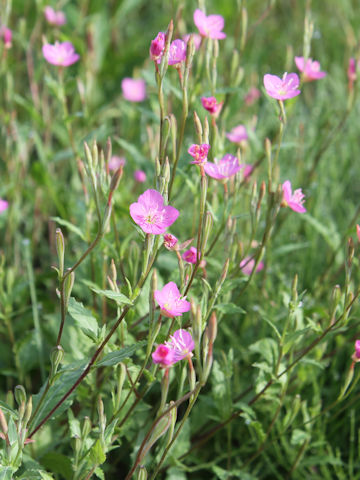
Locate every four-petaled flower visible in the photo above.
<box><xmin>42</xmin><ymin>41</ymin><xmax>80</xmax><ymax>67</ymax></box>
<box><xmin>150</xmin><ymin>32</ymin><xmax>165</xmax><ymax>61</ymax></box>
<box><xmin>182</xmin><ymin>247</ymin><xmax>198</xmax><ymax>264</ymax></box>
<box><xmin>295</xmin><ymin>56</ymin><xmax>326</xmax><ymax>82</ymax></box>
<box><xmin>0</xmin><ymin>198</ymin><xmax>9</xmax><ymax>213</ymax></box>
<box><xmin>204</xmin><ymin>154</ymin><xmax>243</xmax><ymax>180</ymax></box>
<box><xmin>108</xmin><ymin>156</ymin><xmax>125</xmax><ymax>171</ymax></box>
<box><xmin>282</xmin><ymin>180</ymin><xmax>306</xmax><ymax>213</ymax></box>
<box><xmin>44</xmin><ymin>6</ymin><xmax>66</xmax><ymax>26</ymax></box>
<box><xmin>134</xmin><ymin>170</ymin><xmax>147</xmax><ymax>183</ymax></box>
<box><xmin>188</xmin><ymin>144</ymin><xmax>210</xmax><ymax>164</ymax></box>
<box><xmin>121</xmin><ymin>78</ymin><xmax>146</xmax><ymax>102</ymax></box>
<box><xmin>201</xmin><ymin>96</ymin><xmax>223</xmax><ymax>116</ymax></box>
<box><xmin>0</xmin><ymin>26</ymin><xmax>12</xmax><ymax>48</ymax></box>
<box><xmin>129</xmin><ymin>189</ymin><xmax>179</xmax><ymax>234</ymax></box>
<box><xmin>154</xmin><ymin>282</ymin><xmax>190</xmax><ymax>318</ymax></box>
<box><xmin>352</xmin><ymin>340</ymin><xmax>360</xmax><ymax>363</ymax></box>
<box><xmin>240</xmin><ymin>256</ymin><xmax>264</xmax><ymax>276</ymax></box>
<box><xmin>152</xmin><ymin>344</ymin><xmax>174</xmax><ymax>368</ymax></box>
<box><xmin>226</xmin><ymin>125</ymin><xmax>248</xmax><ymax>143</ymax></box>
<box><xmin>263</xmin><ymin>72</ymin><xmax>301</xmax><ymax>100</ymax></box>
<box><xmin>152</xmin><ymin>329</ymin><xmax>195</xmax><ymax>368</ymax></box>
<box><xmin>168</xmin><ymin>39</ymin><xmax>187</xmax><ymax>65</ymax></box>
<box><xmin>193</xmin><ymin>9</ymin><xmax>226</xmax><ymax>39</ymax></box>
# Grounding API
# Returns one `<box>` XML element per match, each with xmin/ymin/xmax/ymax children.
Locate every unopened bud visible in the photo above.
<box><xmin>207</xmin><ymin>312</ymin><xmax>217</xmax><ymax>345</ymax></box>
<box><xmin>109</xmin><ymin>167</ymin><xmax>123</xmax><ymax>193</ymax></box>
<box><xmin>106</xmin><ymin>137</ymin><xmax>112</xmax><ymax>166</ymax></box>
<box><xmin>92</xmin><ymin>139</ymin><xmax>98</xmax><ymax>169</ymax></box>
<box><xmin>163</xmin><ymin>157</ymin><xmax>171</xmax><ymax>184</ymax></box>
<box><xmin>201</xmin><ymin>212</ymin><xmax>213</xmax><ymax>253</ymax></box>
<box><xmin>82</xmin><ymin>416</ymin><xmax>92</xmax><ymax>438</ymax></box>
<box><xmin>0</xmin><ymin>408</ymin><xmax>8</xmax><ymax>435</ymax></box>
<box><xmin>14</xmin><ymin>385</ymin><xmax>26</xmax><ymax>408</ymax></box>
<box><xmin>193</xmin><ymin>111</ymin><xmax>203</xmax><ymax>144</ymax></box>
<box><xmin>139</xmin><ymin>409</ymin><xmax>173</xmax><ymax>462</ymax></box>
<box><xmin>136</xmin><ymin>466</ymin><xmax>148</xmax><ymax>480</ymax></box>
<box><xmin>97</xmin><ymin>397</ymin><xmax>106</xmax><ymax>434</ymax></box>
<box><xmin>24</xmin><ymin>396</ymin><xmax>32</xmax><ymax>427</ymax></box>
<box><xmin>55</xmin><ymin>228</ymin><xmax>65</xmax><ymax>278</ymax></box>
<box><xmin>64</xmin><ymin>271</ymin><xmax>75</xmax><ymax>307</ymax></box>
<box><xmin>347</xmin><ymin>237</ymin><xmax>355</xmax><ymax>269</ymax></box>
<box><xmin>240</xmin><ymin>7</ymin><xmax>248</xmax><ymax>51</ymax></box>
<box><xmin>83</xmin><ymin>141</ymin><xmax>92</xmax><ymax>174</ymax></box>
<box><xmin>110</xmin><ymin>259</ymin><xmax>117</xmax><ymax>284</ymax></box>
<box><xmin>50</xmin><ymin>346</ymin><xmax>64</xmax><ymax>383</ymax></box>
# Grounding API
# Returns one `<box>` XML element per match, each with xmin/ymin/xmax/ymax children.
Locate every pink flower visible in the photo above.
<box><xmin>167</xmin><ymin>329</ymin><xmax>195</xmax><ymax>362</ymax></box>
<box><xmin>182</xmin><ymin>247</ymin><xmax>198</xmax><ymax>264</ymax></box>
<box><xmin>240</xmin><ymin>256</ymin><xmax>264</xmax><ymax>276</ymax></box>
<box><xmin>193</xmin><ymin>9</ymin><xmax>226</xmax><ymax>39</ymax></box>
<box><xmin>42</xmin><ymin>41</ymin><xmax>80</xmax><ymax>67</ymax></box>
<box><xmin>164</xmin><ymin>233</ymin><xmax>178</xmax><ymax>250</ymax></box>
<box><xmin>226</xmin><ymin>125</ymin><xmax>248</xmax><ymax>143</ymax></box>
<box><xmin>154</xmin><ymin>282</ymin><xmax>190</xmax><ymax>318</ymax></box>
<box><xmin>182</xmin><ymin>33</ymin><xmax>202</xmax><ymax>51</ymax></box>
<box><xmin>243</xmin><ymin>164</ymin><xmax>254</xmax><ymax>178</ymax></box>
<box><xmin>188</xmin><ymin>144</ymin><xmax>210</xmax><ymax>165</ymax></box>
<box><xmin>244</xmin><ymin>87</ymin><xmax>260</xmax><ymax>106</ymax></box>
<box><xmin>0</xmin><ymin>26</ymin><xmax>12</xmax><ymax>48</ymax></box>
<box><xmin>201</xmin><ymin>96</ymin><xmax>223</xmax><ymax>116</ymax></box>
<box><xmin>294</xmin><ymin>56</ymin><xmax>326</xmax><ymax>82</ymax></box>
<box><xmin>44</xmin><ymin>6</ymin><xmax>66</xmax><ymax>26</ymax></box>
<box><xmin>121</xmin><ymin>78</ymin><xmax>146</xmax><ymax>102</ymax></box>
<box><xmin>168</xmin><ymin>39</ymin><xmax>187</xmax><ymax>65</ymax></box>
<box><xmin>150</xmin><ymin>32</ymin><xmax>165</xmax><ymax>61</ymax></box>
<box><xmin>282</xmin><ymin>180</ymin><xmax>306</xmax><ymax>213</ymax></box>
<box><xmin>152</xmin><ymin>329</ymin><xmax>195</xmax><ymax>367</ymax></box>
<box><xmin>356</xmin><ymin>225</ymin><xmax>360</xmax><ymax>242</ymax></box>
<box><xmin>134</xmin><ymin>170</ymin><xmax>146</xmax><ymax>183</ymax></box>
<box><xmin>152</xmin><ymin>344</ymin><xmax>174</xmax><ymax>367</ymax></box>
<box><xmin>108</xmin><ymin>156</ymin><xmax>126</xmax><ymax>171</ymax></box>
<box><xmin>129</xmin><ymin>189</ymin><xmax>179</xmax><ymax>235</ymax></box>
<box><xmin>263</xmin><ymin>73</ymin><xmax>301</xmax><ymax>100</ymax></box>
<box><xmin>203</xmin><ymin>154</ymin><xmax>243</xmax><ymax>180</ymax></box>
<box><xmin>0</xmin><ymin>198</ymin><xmax>9</xmax><ymax>213</ymax></box>
<box><xmin>352</xmin><ymin>340</ymin><xmax>360</xmax><ymax>362</ymax></box>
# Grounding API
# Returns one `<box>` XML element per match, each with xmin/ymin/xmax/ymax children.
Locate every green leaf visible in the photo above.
<box><xmin>0</xmin><ymin>467</ymin><xmax>15</xmax><ymax>480</ymax></box>
<box><xmin>214</xmin><ymin>303</ymin><xmax>246</xmax><ymax>314</ymax></box>
<box><xmin>90</xmin><ymin>439</ymin><xmax>106</xmax><ymax>465</ymax></box>
<box><xmin>7</xmin><ymin>417</ymin><xmax>18</xmax><ymax>446</ymax></box>
<box><xmin>50</xmin><ymin>217</ymin><xmax>86</xmax><ymax>241</ymax></box>
<box><xmin>40</xmin><ymin>453</ymin><xmax>73</xmax><ymax>480</ymax></box>
<box><xmin>0</xmin><ymin>401</ymin><xmax>18</xmax><ymax>419</ymax></box>
<box><xmin>83</xmin><ymin>280</ymin><xmax>133</xmax><ymax>306</ymax></box>
<box><xmin>67</xmin><ymin>297</ymin><xmax>99</xmax><ymax>339</ymax></box>
<box><xmin>291</xmin><ymin>428</ymin><xmax>310</xmax><ymax>446</ymax></box>
<box><xmin>95</xmin><ymin>342</ymin><xmax>146</xmax><ymax>367</ymax></box>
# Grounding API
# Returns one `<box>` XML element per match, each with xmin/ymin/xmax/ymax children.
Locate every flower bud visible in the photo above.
<box><xmin>82</xmin><ymin>416</ymin><xmax>92</xmax><ymax>439</ymax></box>
<box><xmin>193</xmin><ymin>111</ymin><xmax>203</xmax><ymax>144</ymax></box>
<box><xmin>55</xmin><ymin>228</ymin><xmax>65</xmax><ymax>278</ymax></box>
<box><xmin>0</xmin><ymin>408</ymin><xmax>8</xmax><ymax>435</ymax></box>
<box><xmin>14</xmin><ymin>385</ymin><xmax>26</xmax><ymax>408</ymax></box>
<box><xmin>50</xmin><ymin>345</ymin><xmax>64</xmax><ymax>383</ymax></box>
<box><xmin>136</xmin><ymin>466</ymin><xmax>148</xmax><ymax>480</ymax></box>
<box><xmin>64</xmin><ymin>271</ymin><xmax>75</xmax><ymax>307</ymax></box>
<box><xmin>139</xmin><ymin>409</ymin><xmax>173</xmax><ymax>463</ymax></box>
<box><xmin>24</xmin><ymin>396</ymin><xmax>32</xmax><ymax>427</ymax></box>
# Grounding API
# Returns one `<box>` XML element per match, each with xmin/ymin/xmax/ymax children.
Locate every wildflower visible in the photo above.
<box><xmin>356</xmin><ymin>224</ymin><xmax>360</xmax><ymax>242</ymax></box>
<box><xmin>203</xmin><ymin>154</ymin><xmax>243</xmax><ymax>180</ymax></box>
<box><xmin>44</xmin><ymin>6</ymin><xmax>66</xmax><ymax>26</ymax></box>
<box><xmin>129</xmin><ymin>189</ymin><xmax>179</xmax><ymax>235</ymax></box>
<box><xmin>154</xmin><ymin>282</ymin><xmax>190</xmax><ymax>318</ymax></box>
<box><xmin>352</xmin><ymin>340</ymin><xmax>360</xmax><ymax>363</ymax></box>
<box><xmin>240</xmin><ymin>256</ymin><xmax>264</xmax><ymax>275</ymax></box>
<box><xmin>182</xmin><ymin>247</ymin><xmax>198</xmax><ymax>264</ymax></box>
<box><xmin>243</xmin><ymin>164</ymin><xmax>254</xmax><ymax>179</ymax></box>
<box><xmin>0</xmin><ymin>199</ymin><xmax>9</xmax><ymax>213</ymax></box>
<box><xmin>244</xmin><ymin>86</ymin><xmax>260</xmax><ymax>106</ymax></box>
<box><xmin>193</xmin><ymin>9</ymin><xmax>226</xmax><ymax>39</ymax></box>
<box><xmin>183</xmin><ymin>33</ymin><xmax>202</xmax><ymax>50</ymax></box>
<box><xmin>263</xmin><ymin>73</ymin><xmax>301</xmax><ymax>100</ymax></box>
<box><xmin>226</xmin><ymin>125</ymin><xmax>248</xmax><ymax>143</ymax></box>
<box><xmin>294</xmin><ymin>56</ymin><xmax>326</xmax><ymax>82</ymax></box>
<box><xmin>134</xmin><ymin>170</ymin><xmax>146</xmax><ymax>183</ymax></box>
<box><xmin>121</xmin><ymin>78</ymin><xmax>146</xmax><ymax>102</ymax></box>
<box><xmin>282</xmin><ymin>180</ymin><xmax>306</xmax><ymax>213</ymax></box>
<box><xmin>167</xmin><ymin>329</ymin><xmax>195</xmax><ymax>362</ymax></box>
<box><xmin>42</xmin><ymin>41</ymin><xmax>80</xmax><ymax>67</ymax></box>
<box><xmin>348</xmin><ymin>58</ymin><xmax>357</xmax><ymax>91</ymax></box>
<box><xmin>152</xmin><ymin>344</ymin><xmax>174</xmax><ymax>368</ymax></box>
<box><xmin>164</xmin><ymin>233</ymin><xmax>178</xmax><ymax>250</ymax></box>
<box><xmin>0</xmin><ymin>26</ymin><xmax>12</xmax><ymax>48</ymax></box>
<box><xmin>150</xmin><ymin>32</ymin><xmax>165</xmax><ymax>61</ymax></box>
<box><xmin>188</xmin><ymin>143</ymin><xmax>210</xmax><ymax>164</ymax></box>
<box><xmin>201</xmin><ymin>96</ymin><xmax>223</xmax><ymax>116</ymax></box>
<box><xmin>108</xmin><ymin>156</ymin><xmax>126</xmax><ymax>171</ymax></box>
<box><xmin>168</xmin><ymin>39</ymin><xmax>186</xmax><ymax>65</ymax></box>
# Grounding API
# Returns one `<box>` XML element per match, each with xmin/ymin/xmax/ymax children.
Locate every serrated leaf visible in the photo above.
<box><xmin>50</xmin><ymin>217</ymin><xmax>86</xmax><ymax>241</ymax></box>
<box><xmin>90</xmin><ymin>439</ymin><xmax>106</xmax><ymax>465</ymax></box>
<box><xmin>67</xmin><ymin>297</ymin><xmax>99</xmax><ymax>339</ymax></box>
<box><xmin>83</xmin><ymin>280</ymin><xmax>133</xmax><ymax>306</ymax></box>
<box><xmin>95</xmin><ymin>342</ymin><xmax>146</xmax><ymax>367</ymax></box>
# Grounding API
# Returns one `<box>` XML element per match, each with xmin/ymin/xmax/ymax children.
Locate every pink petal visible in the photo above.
<box><xmin>193</xmin><ymin>9</ymin><xmax>207</xmax><ymax>31</ymax></box>
<box><xmin>263</xmin><ymin>74</ymin><xmax>282</xmax><ymax>91</ymax></box>
<box><xmin>294</xmin><ymin>56</ymin><xmax>305</xmax><ymax>71</ymax></box>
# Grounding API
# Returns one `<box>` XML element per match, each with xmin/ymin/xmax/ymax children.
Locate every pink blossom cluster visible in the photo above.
<box><xmin>201</xmin><ymin>96</ymin><xmax>223</xmax><ymax>116</ymax></box>
<box><xmin>149</xmin><ymin>32</ymin><xmax>186</xmax><ymax>66</ymax></box>
<box><xmin>152</xmin><ymin>329</ymin><xmax>195</xmax><ymax>368</ymax></box>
